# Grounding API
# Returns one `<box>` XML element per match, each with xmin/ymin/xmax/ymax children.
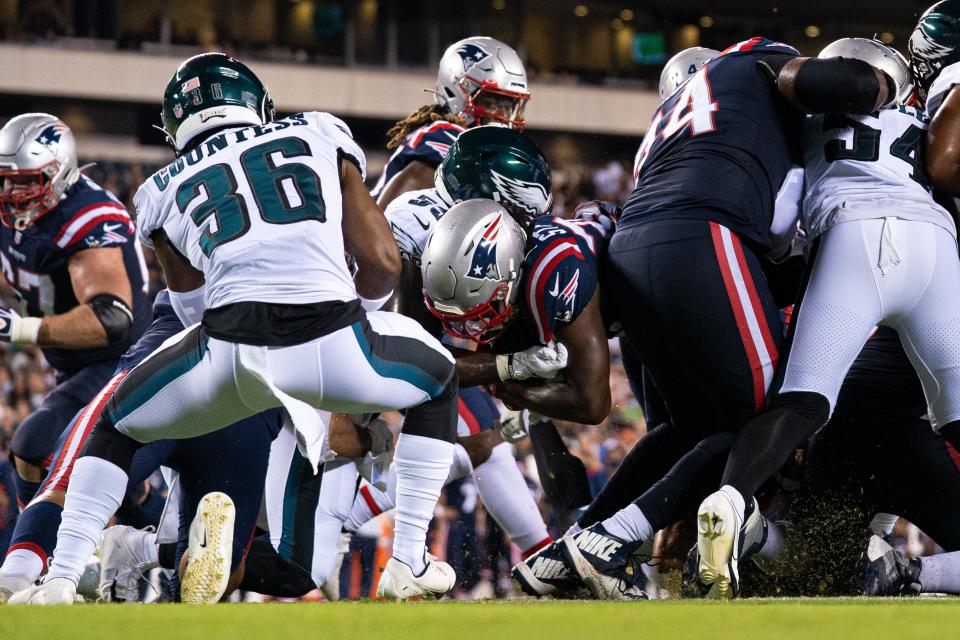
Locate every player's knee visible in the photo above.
<box><xmin>10</xmin><ymin>408</ymin><xmax>65</xmax><ymax>465</ymax></box>
<box><xmin>770</xmin><ymin>391</ymin><xmax>831</xmax><ymax>425</ymax></box>
<box><xmin>80</xmin><ymin>418</ymin><xmax>141</xmax><ymax>471</ymax></box>
<box><xmin>402</xmin><ymin>372</ymin><xmax>459</xmax><ymax>442</ymax></box>
<box><xmin>460</xmin><ymin>430</ymin><xmax>501</xmax><ymax>467</ymax></box>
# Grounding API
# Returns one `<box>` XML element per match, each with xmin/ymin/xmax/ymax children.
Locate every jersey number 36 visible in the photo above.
<box><xmin>176</xmin><ymin>137</ymin><xmax>326</xmax><ymax>256</ymax></box>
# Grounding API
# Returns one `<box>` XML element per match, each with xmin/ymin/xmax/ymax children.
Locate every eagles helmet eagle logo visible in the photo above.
<box><xmin>910</xmin><ymin>27</ymin><xmax>953</xmax><ymax>60</ymax></box>
<box><xmin>467</xmin><ymin>213</ymin><xmax>503</xmax><ymax>281</ymax></box>
<box><xmin>456</xmin><ymin>43</ymin><xmax>491</xmax><ymax>72</ymax></box>
<box><xmin>490</xmin><ymin>170</ymin><xmax>550</xmax><ymax>215</ymax></box>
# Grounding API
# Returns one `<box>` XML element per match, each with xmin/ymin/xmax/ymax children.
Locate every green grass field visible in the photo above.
<box><xmin>2</xmin><ymin>599</ymin><xmax>959</xmax><ymax>640</ymax></box>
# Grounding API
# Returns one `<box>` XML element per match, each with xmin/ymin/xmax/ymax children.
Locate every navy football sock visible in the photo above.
<box><xmin>8</xmin><ymin>499</ymin><xmax>63</xmax><ymax>565</ymax></box>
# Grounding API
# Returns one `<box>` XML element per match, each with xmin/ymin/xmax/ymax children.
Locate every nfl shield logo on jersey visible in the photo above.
<box><xmin>466</xmin><ymin>212</ymin><xmax>503</xmax><ymax>280</ymax></box>
<box><xmin>456</xmin><ymin>43</ymin><xmax>490</xmax><ymax>72</ymax></box>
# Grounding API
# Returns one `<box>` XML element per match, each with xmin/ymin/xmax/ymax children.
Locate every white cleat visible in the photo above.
<box><xmin>0</xmin><ymin>574</ymin><xmax>33</xmax><ymax>604</ymax></box>
<box><xmin>7</xmin><ymin>577</ymin><xmax>81</xmax><ymax>605</ymax></box>
<box><xmin>376</xmin><ymin>555</ymin><xmax>455</xmax><ymax>601</ymax></box>
<box><xmin>697</xmin><ymin>491</ymin><xmax>762</xmax><ymax>600</ymax></box>
<box><xmin>321</xmin><ymin>531</ymin><xmax>352</xmax><ymax>602</ymax></box>
<box><xmin>99</xmin><ymin>525</ymin><xmax>159</xmax><ymax>602</ymax></box>
<box><xmin>180</xmin><ymin>492</ymin><xmax>235</xmax><ymax>604</ymax></box>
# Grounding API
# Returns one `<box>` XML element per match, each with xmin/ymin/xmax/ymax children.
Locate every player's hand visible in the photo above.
<box><xmin>0</xmin><ymin>306</ymin><xmax>40</xmax><ymax>345</ymax></box>
<box><xmin>573</xmin><ymin>200</ymin><xmax>620</xmax><ymax>225</ymax></box>
<box><xmin>497</xmin><ymin>342</ymin><xmax>569</xmax><ymax>381</ymax></box>
<box><xmin>499</xmin><ymin>409</ymin><xmax>529</xmax><ymax>443</ymax></box>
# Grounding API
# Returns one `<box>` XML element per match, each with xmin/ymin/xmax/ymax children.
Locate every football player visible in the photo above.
<box><xmin>344</xmin><ymin>126</ymin><xmax>558</xmax><ymax>563</ymax></box>
<box><xmin>0</xmin><ymin>115</ymin><xmax>151</xmax><ymax>511</ymax></box>
<box><xmin>694</xmin><ymin>35</ymin><xmax>960</xmax><ymax>600</ymax></box>
<box><xmin>371</xmin><ymin>36</ymin><xmax>530</xmax><ymax>206</ymax></box>
<box><xmin>13</xmin><ymin>52</ymin><xmax>461</xmax><ymax>605</ymax></box>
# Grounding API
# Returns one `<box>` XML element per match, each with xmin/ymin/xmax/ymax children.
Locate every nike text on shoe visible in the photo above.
<box><xmin>860</xmin><ymin>535</ymin><xmax>922</xmax><ymax>597</ymax></box>
<box><xmin>512</xmin><ymin>539</ymin><xmax>580</xmax><ymax>597</ymax></box>
<box><xmin>558</xmin><ymin>523</ymin><xmax>650</xmax><ymax>600</ymax></box>
<box><xmin>697</xmin><ymin>491</ymin><xmax>764</xmax><ymax>599</ymax></box>
<box><xmin>180</xmin><ymin>492</ymin><xmax>235</xmax><ymax>604</ymax></box>
<box><xmin>376</xmin><ymin>555</ymin><xmax>456</xmax><ymax>601</ymax></box>
<box><xmin>7</xmin><ymin>577</ymin><xmax>80</xmax><ymax>605</ymax></box>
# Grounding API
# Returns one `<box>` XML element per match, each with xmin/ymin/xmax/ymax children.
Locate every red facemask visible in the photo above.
<box><xmin>0</xmin><ymin>163</ymin><xmax>61</xmax><ymax>229</ymax></box>
<box><xmin>462</xmin><ymin>79</ymin><xmax>530</xmax><ymax>130</ymax></box>
<box><xmin>423</xmin><ymin>282</ymin><xmax>517</xmax><ymax>344</ymax></box>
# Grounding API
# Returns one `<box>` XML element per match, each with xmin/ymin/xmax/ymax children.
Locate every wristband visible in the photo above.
<box><xmin>496</xmin><ymin>354</ymin><xmax>514</xmax><ymax>382</ymax></box>
<box><xmin>359</xmin><ymin>289</ymin><xmax>393</xmax><ymax>312</ymax></box>
<box><xmin>13</xmin><ymin>317</ymin><xmax>41</xmax><ymax>345</ymax></box>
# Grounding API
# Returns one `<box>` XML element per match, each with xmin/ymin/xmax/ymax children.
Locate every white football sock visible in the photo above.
<box><xmin>920</xmin><ymin>551</ymin><xmax>960</xmax><ymax>594</ymax></box>
<box><xmin>600</xmin><ymin>503</ymin><xmax>653</xmax><ymax>543</ymax></box>
<box><xmin>472</xmin><ymin>443</ymin><xmax>550</xmax><ymax>554</ymax></box>
<box><xmin>46</xmin><ymin>457</ymin><xmax>128</xmax><ymax>582</ymax></box>
<box><xmin>391</xmin><ymin>434</ymin><xmax>454</xmax><ymax>575</ymax></box>
<box><xmin>719</xmin><ymin>484</ymin><xmax>747</xmax><ymax>519</ymax></box>
<box><xmin>0</xmin><ymin>548</ymin><xmax>44</xmax><ymax>581</ymax></box>
<box><xmin>447</xmin><ymin>443</ymin><xmax>473</xmax><ymax>483</ymax></box>
<box><xmin>758</xmin><ymin>520</ymin><xmax>786</xmax><ymax>561</ymax></box>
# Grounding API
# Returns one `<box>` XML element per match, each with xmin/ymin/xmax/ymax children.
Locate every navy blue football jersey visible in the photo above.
<box><xmin>622</xmin><ymin>37</ymin><xmax>802</xmax><ymax>246</ymax></box>
<box><xmin>494</xmin><ymin>215</ymin><xmax>611</xmax><ymax>351</ymax></box>
<box><xmin>0</xmin><ymin>176</ymin><xmax>151</xmax><ymax>372</ymax></box>
<box><xmin>371</xmin><ymin>120</ymin><xmax>465</xmax><ymax>200</ymax></box>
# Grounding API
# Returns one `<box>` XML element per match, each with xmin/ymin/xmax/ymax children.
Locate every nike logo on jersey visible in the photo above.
<box><xmin>549</xmin><ymin>274</ymin><xmax>561</xmax><ymax>297</ymax></box>
<box><xmin>574</xmin><ymin>530</ymin><xmax>623</xmax><ymax>562</ymax></box>
<box><xmin>412</xmin><ymin>214</ymin><xmax>431</xmax><ymax>230</ymax></box>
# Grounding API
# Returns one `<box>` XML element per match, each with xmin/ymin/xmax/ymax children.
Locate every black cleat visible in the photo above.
<box><xmin>512</xmin><ymin>539</ymin><xmax>581</xmax><ymax>597</ymax></box>
<box><xmin>860</xmin><ymin>535</ymin><xmax>921</xmax><ymax>597</ymax></box>
<box><xmin>559</xmin><ymin>523</ymin><xmax>650</xmax><ymax>600</ymax></box>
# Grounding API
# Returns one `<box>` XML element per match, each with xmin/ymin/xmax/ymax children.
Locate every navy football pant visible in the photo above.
<box><xmin>606</xmin><ymin>219</ymin><xmax>783</xmax><ymax>438</ymax></box>
<box><xmin>10</xmin><ymin>360</ymin><xmax>116</xmax><ymax>504</ymax></box>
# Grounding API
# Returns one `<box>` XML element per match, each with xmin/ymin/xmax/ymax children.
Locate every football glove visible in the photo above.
<box><xmin>496</xmin><ymin>342</ymin><xmax>569</xmax><ymax>382</ymax></box>
<box><xmin>499</xmin><ymin>409</ymin><xmax>529</xmax><ymax>443</ymax></box>
<box><xmin>573</xmin><ymin>199</ymin><xmax>620</xmax><ymax>226</ymax></box>
<box><xmin>0</xmin><ymin>306</ymin><xmax>40</xmax><ymax>344</ymax></box>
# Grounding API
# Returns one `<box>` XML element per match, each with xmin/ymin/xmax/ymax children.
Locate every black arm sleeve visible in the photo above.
<box><xmin>792</xmin><ymin>57</ymin><xmax>895</xmax><ymax>115</ymax></box>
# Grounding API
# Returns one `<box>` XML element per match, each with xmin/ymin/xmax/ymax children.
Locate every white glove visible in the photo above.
<box><xmin>499</xmin><ymin>409</ymin><xmax>529</xmax><ymax>443</ymax></box>
<box><xmin>0</xmin><ymin>306</ymin><xmax>40</xmax><ymax>344</ymax></box>
<box><xmin>496</xmin><ymin>342</ymin><xmax>569</xmax><ymax>381</ymax></box>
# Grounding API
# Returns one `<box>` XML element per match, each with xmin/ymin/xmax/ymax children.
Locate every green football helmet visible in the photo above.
<box><xmin>160</xmin><ymin>52</ymin><xmax>275</xmax><ymax>152</ymax></box>
<box><xmin>435</xmin><ymin>124</ymin><xmax>552</xmax><ymax>230</ymax></box>
<box><xmin>909</xmin><ymin>0</ymin><xmax>960</xmax><ymax>102</ymax></box>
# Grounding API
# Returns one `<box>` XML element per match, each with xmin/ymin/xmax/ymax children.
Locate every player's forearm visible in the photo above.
<box><xmin>37</xmin><ymin>305</ymin><xmax>110</xmax><ymax>348</ymax></box>
<box><xmin>494</xmin><ymin>379</ymin><xmax>610</xmax><ymax>425</ymax></box>
<box><xmin>455</xmin><ymin>352</ymin><xmax>501</xmax><ymax>387</ymax></box>
<box><xmin>777</xmin><ymin>57</ymin><xmax>894</xmax><ymax>115</ymax></box>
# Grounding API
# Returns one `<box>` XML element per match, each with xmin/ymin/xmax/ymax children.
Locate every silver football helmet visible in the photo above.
<box><xmin>421</xmin><ymin>199</ymin><xmax>527</xmax><ymax>343</ymax></box>
<box><xmin>659</xmin><ymin>47</ymin><xmax>719</xmax><ymax>99</ymax></box>
<box><xmin>819</xmin><ymin>37</ymin><xmax>914</xmax><ymax>103</ymax></box>
<box><xmin>435</xmin><ymin>36</ymin><xmax>530</xmax><ymax>128</ymax></box>
<box><xmin>0</xmin><ymin>114</ymin><xmax>80</xmax><ymax>230</ymax></box>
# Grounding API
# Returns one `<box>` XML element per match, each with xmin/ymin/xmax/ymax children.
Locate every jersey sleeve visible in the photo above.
<box><xmin>524</xmin><ymin>226</ymin><xmax>599</xmax><ymax>344</ymax></box>
<box><xmin>53</xmin><ymin>188</ymin><xmax>136</xmax><ymax>256</ymax></box>
<box><xmin>402</xmin><ymin>122</ymin><xmax>466</xmax><ymax>168</ymax></box>
<box><xmin>132</xmin><ymin>182</ymin><xmax>161</xmax><ymax>248</ymax></box>
<box><xmin>383</xmin><ymin>188</ymin><xmax>447</xmax><ymax>266</ymax></box>
<box><xmin>308</xmin><ymin>112</ymin><xmax>368</xmax><ymax>181</ymax></box>
<box><xmin>926</xmin><ymin>60</ymin><xmax>960</xmax><ymax>119</ymax></box>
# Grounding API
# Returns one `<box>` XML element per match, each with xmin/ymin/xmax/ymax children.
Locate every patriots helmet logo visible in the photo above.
<box><xmin>467</xmin><ymin>213</ymin><xmax>503</xmax><ymax>280</ymax></box>
<box><xmin>35</xmin><ymin>123</ymin><xmax>68</xmax><ymax>147</ymax></box>
<box><xmin>490</xmin><ymin>170</ymin><xmax>550</xmax><ymax>215</ymax></box>
<box><xmin>456</xmin><ymin>43</ymin><xmax>491</xmax><ymax>72</ymax></box>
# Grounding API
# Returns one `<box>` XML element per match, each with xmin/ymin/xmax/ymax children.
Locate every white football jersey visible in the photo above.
<box><xmin>802</xmin><ymin>105</ymin><xmax>954</xmax><ymax>239</ymax></box>
<box><xmin>383</xmin><ymin>187</ymin><xmax>450</xmax><ymax>267</ymax></box>
<box><xmin>925</xmin><ymin>59</ymin><xmax>960</xmax><ymax>120</ymax></box>
<box><xmin>135</xmin><ymin>112</ymin><xmax>366</xmax><ymax>309</ymax></box>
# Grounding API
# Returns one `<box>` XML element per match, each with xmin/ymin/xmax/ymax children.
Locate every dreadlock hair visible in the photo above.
<box><xmin>386</xmin><ymin>105</ymin><xmax>467</xmax><ymax>150</ymax></box>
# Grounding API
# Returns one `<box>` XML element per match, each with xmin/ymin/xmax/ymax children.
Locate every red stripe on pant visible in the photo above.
<box><xmin>359</xmin><ymin>484</ymin><xmax>382</xmax><ymax>517</ymax></box>
<box><xmin>36</xmin><ymin>372</ymin><xmax>127</xmax><ymax>498</ymax></box>
<box><xmin>457</xmin><ymin>397</ymin><xmax>482</xmax><ymax>436</ymax></box>
<box><xmin>729</xmin><ymin>233</ymin><xmax>779</xmax><ymax>372</ymax></box>
<box><xmin>709</xmin><ymin>222</ymin><xmax>767</xmax><ymax>413</ymax></box>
